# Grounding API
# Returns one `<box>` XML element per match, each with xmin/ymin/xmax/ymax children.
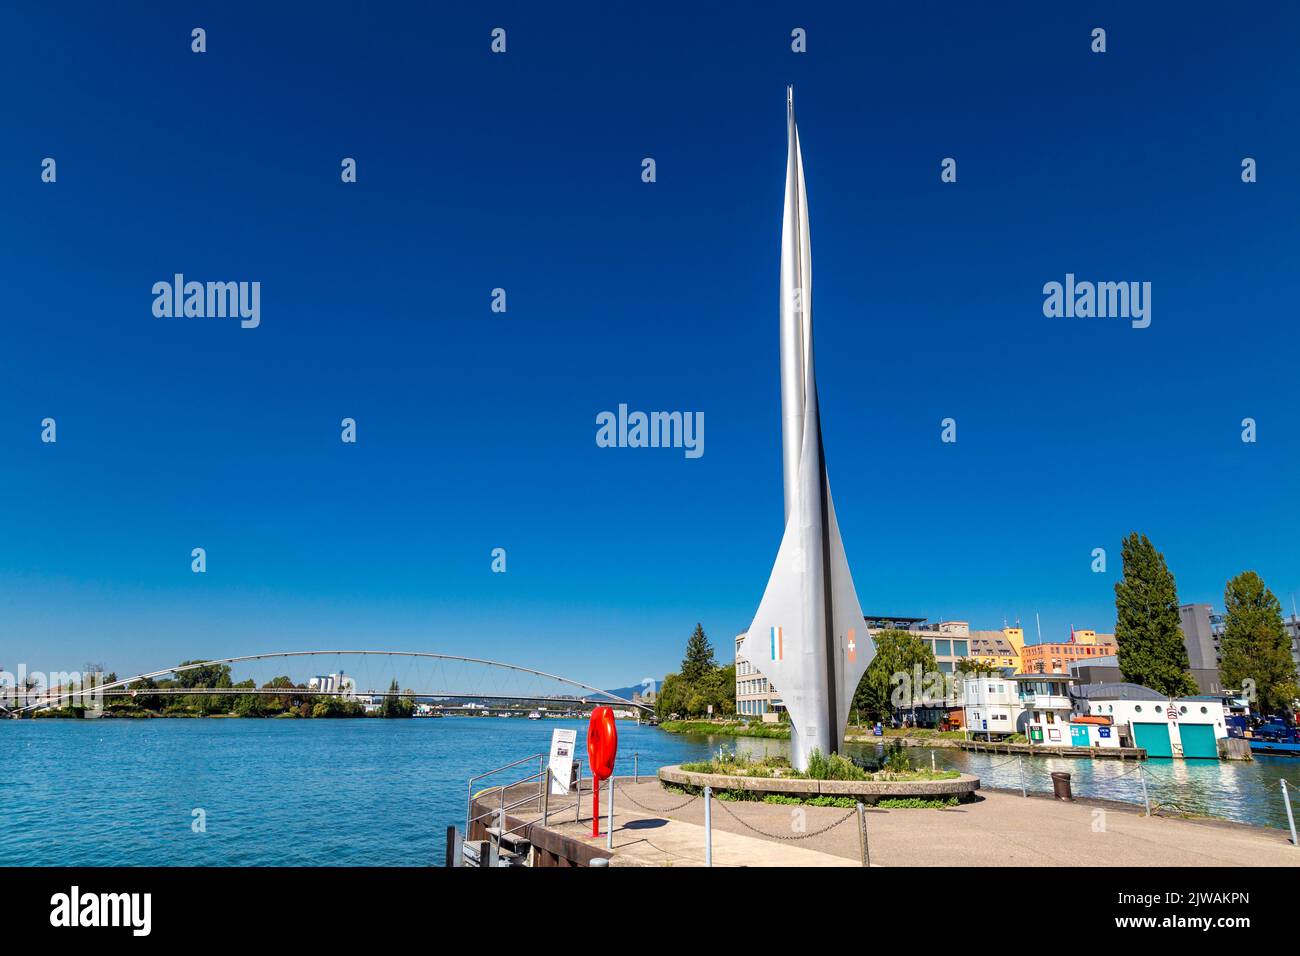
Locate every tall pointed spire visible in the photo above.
<box><xmin>740</xmin><ymin>89</ymin><xmax>873</xmax><ymax>770</ymax></box>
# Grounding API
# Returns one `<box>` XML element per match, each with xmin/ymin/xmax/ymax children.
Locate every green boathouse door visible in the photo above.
<box><xmin>1179</xmin><ymin>723</ymin><xmax>1219</xmax><ymax>759</ymax></box>
<box><xmin>1132</xmin><ymin>722</ymin><xmax>1172</xmax><ymax>758</ymax></box>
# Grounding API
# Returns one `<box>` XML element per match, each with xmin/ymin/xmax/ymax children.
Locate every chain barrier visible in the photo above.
<box><xmin>980</xmin><ymin>754</ymin><xmax>1024</xmax><ymax>770</ymax></box>
<box><xmin>710</xmin><ymin>794</ymin><xmax>858</xmax><ymax>841</ymax></box>
<box><xmin>613</xmin><ymin>782</ymin><xmax>700</xmax><ymax>814</ymax></box>
<box><xmin>1109</xmin><ymin>760</ymin><xmax>1146</xmax><ymax>778</ymax></box>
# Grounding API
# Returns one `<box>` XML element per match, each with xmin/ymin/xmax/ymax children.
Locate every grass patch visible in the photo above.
<box><xmin>875</xmin><ymin>797</ymin><xmax>959</xmax><ymax>809</ymax></box>
<box><xmin>660</xmin><ymin>720</ymin><xmax>790</xmax><ymax>739</ymax></box>
<box><xmin>762</xmin><ymin>794</ymin><xmax>858</xmax><ymax>808</ymax></box>
<box><xmin>677</xmin><ymin>747</ymin><xmax>958</xmax><ymax>783</ymax></box>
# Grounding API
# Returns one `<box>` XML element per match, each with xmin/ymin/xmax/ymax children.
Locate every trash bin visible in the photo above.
<box><xmin>1050</xmin><ymin>771</ymin><xmax>1073</xmax><ymax>801</ymax></box>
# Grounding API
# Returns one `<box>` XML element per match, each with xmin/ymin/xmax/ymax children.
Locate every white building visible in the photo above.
<box><xmin>308</xmin><ymin>673</ymin><xmax>344</xmax><ymax>693</ymax></box>
<box><xmin>734</xmin><ymin>632</ymin><xmax>784</xmax><ymax>719</ymax></box>
<box><xmin>962</xmin><ymin>676</ymin><xmax>1024</xmax><ymax>739</ymax></box>
<box><xmin>1012</xmin><ymin>673</ymin><xmax>1077</xmax><ymax>746</ymax></box>
<box><xmin>1071</xmin><ymin>683</ymin><xmax>1226</xmax><ymax>759</ymax></box>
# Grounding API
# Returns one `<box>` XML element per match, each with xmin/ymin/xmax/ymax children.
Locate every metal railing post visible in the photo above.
<box><xmin>1282</xmin><ymin>780</ymin><xmax>1298</xmax><ymax>847</ymax></box>
<box><xmin>605</xmin><ymin>776</ymin><xmax>615</xmax><ymax>850</ymax></box>
<box><xmin>542</xmin><ymin>768</ymin><xmax>551</xmax><ymax>827</ymax></box>
<box><xmin>1018</xmin><ymin>755</ymin><xmax>1026</xmax><ymax>798</ymax></box>
<box><xmin>1139</xmin><ymin>762</ymin><xmax>1151</xmax><ymax>816</ymax></box>
<box><xmin>633</xmin><ymin>752</ymin><xmax>639</xmax><ymax>784</ymax></box>
<box><xmin>857</xmin><ymin>801</ymin><xmax>869</xmax><ymax>867</ymax></box>
<box><xmin>575</xmin><ymin>766</ymin><xmax>583</xmax><ymax>824</ymax></box>
<box><xmin>703</xmin><ymin>786</ymin><xmax>713</xmax><ymax>867</ymax></box>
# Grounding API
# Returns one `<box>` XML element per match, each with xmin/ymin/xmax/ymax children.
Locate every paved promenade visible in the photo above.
<box><xmin>518</xmin><ymin>779</ymin><xmax>1298</xmax><ymax>867</ymax></box>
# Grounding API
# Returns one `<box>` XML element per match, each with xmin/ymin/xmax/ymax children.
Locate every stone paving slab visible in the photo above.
<box><xmin>521</xmin><ymin>779</ymin><xmax>1298</xmax><ymax>867</ymax></box>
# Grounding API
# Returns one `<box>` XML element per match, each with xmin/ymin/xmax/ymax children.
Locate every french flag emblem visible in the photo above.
<box><xmin>770</xmin><ymin>626</ymin><xmax>784</xmax><ymax>661</ymax></box>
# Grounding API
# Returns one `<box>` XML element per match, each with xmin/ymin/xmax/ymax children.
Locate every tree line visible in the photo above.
<box><xmin>655</xmin><ymin>624</ymin><xmax>736</xmax><ymax>719</ymax></box>
<box><xmin>100</xmin><ymin>666</ymin><xmax>416</xmax><ymax>718</ymax></box>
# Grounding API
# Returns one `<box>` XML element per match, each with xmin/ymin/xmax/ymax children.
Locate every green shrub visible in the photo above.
<box><xmin>804</xmin><ymin>749</ymin><xmax>868</xmax><ymax>780</ymax></box>
<box><xmin>884</xmin><ymin>744</ymin><xmax>912</xmax><ymax>773</ymax></box>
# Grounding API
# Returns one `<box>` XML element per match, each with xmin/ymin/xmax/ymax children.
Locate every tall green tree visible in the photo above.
<box><xmin>852</xmin><ymin>629</ymin><xmax>937</xmax><ymax>723</ymax></box>
<box><xmin>680</xmin><ymin>624</ymin><xmax>715</xmax><ymax>684</ymax></box>
<box><xmin>655</xmin><ymin>672</ymin><xmax>686</xmax><ymax>719</ymax></box>
<box><xmin>381</xmin><ymin>679</ymin><xmax>410</xmax><ymax>718</ymax></box>
<box><xmin>1219</xmin><ymin>570</ymin><xmax>1298</xmax><ymax>717</ymax></box>
<box><xmin>1113</xmin><ymin>532</ymin><xmax>1197</xmax><ymax>696</ymax></box>
<box><xmin>656</xmin><ymin>624</ymin><xmax>735</xmax><ymax>719</ymax></box>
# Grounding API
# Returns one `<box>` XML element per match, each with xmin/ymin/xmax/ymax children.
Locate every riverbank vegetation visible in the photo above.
<box><xmin>679</xmin><ymin>748</ymin><xmax>959</xmax><ymax>783</ymax></box>
<box><xmin>659</xmin><ymin>719</ymin><xmax>790</xmax><ymax>738</ymax></box>
<box><xmin>28</xmin><ymin>664</ymin><xmax>420</xmax><ymax>718</ymax></box>
<box><xmin>655</xmin><ymin>624</ymin><xmax>735</xmax><ymax>719</ymax></box>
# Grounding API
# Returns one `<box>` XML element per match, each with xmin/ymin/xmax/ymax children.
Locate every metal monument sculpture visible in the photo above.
<box><xmin>740</xmin><ymin>88</ymin><xmax>874</xmax><ymax>771</ymax></box>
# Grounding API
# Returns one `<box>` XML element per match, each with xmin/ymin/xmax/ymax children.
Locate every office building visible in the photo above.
<box><xmin>1020</xmin><ymin>629</ymin><xmax>1116</xmax><ymax>675</ymax></box>
<box><xmin>734</xmin><ymin>632</ymin><xmax>783</xmax><ymax>718</ymax></box>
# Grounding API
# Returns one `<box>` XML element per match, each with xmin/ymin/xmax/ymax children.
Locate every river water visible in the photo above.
<box><xmin>2</xmin><ymin>718</ymin><xmax>1294</xmax><ymax>865</ymax></box>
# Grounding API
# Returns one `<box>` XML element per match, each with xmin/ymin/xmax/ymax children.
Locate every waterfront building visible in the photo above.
<box><xmin>1071</xmin><ymin>682</ymin><xmax>1227</xmax><ymax>759</ymax></box>
<box><xmin>962</xmin><ymin>676</ymin><xmax>1024</xmax><ymax>738</ymax></box>
<box><xmin>1069</xmin><ymin>653</ymin><xmax>1224</xmax><ymax>696</ymax></box>
<box><xmin>1012</xmin><ymin>673</ymin><xmax>1076</xmax><ymax>745</ymax></box>
<box><xmin>866</xmin><ymin>617</ymin><xmax>972</xmax><ymax>724</ymax></box>
<box><xmin>1020</xmin><ymin>629</ymin><xmax>1116</xmax><ymax>675</ymax></box>
<box><xmin>865</xmin><ymin>616</ymin><xmax>971</xmax><ymax>678</ymax></box>
<box><xmin>734</xmin><ymin>631</ymin><xmax>784</xmax><ymax>719</ymax></box>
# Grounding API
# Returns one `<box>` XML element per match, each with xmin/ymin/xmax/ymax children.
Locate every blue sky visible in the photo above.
<box><xmin>2</xmin><ymin>2</ymin><xmax>1297</xmax><ymax>686</ymax></box>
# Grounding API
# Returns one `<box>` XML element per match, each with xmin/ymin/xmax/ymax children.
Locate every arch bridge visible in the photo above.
<box><xmin>3</xmin><ymin>650</ymin><xmax>651</xmax><ymax>716</ymax></box>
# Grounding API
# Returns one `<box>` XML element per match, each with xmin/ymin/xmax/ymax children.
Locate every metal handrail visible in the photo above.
<box><xmin>469</xmin><ymin>769</ymin><xmax>551</xmax><ymax>866</ymax></box>
<box><xmin>466</xmin><ymin>752</ymin><xmax>547</xmax><ymax>833</ymax></box>
<box><xmin>464</xmin><ymin>752</ymin><xmax>587</xmax><ymax>865</ymax></box>
<box><xmin>468</xmin><ymin>751</ymin><xmax>547</xmax><ymax>789</ymax></box>
<box><xmin>469</xmin><ymin>776</ymin><xmax>546</xmax><ymax>828</ymax></box>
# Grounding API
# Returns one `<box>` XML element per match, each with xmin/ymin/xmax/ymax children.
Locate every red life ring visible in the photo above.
<box><xmin>587</xmin><ymin>706</ymin><xmax>618</xmax><ymax>780</ymax></box>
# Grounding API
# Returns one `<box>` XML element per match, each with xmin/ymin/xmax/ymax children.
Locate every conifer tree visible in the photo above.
<box><xmin>1219</xmin><ymin>570</ymin><xmax>1298</xmax><ymax>717</ymax></box>
<box><xmin>680</xmin><ymin>623</ymin><xmax>715</xmax><ymax>684</ymax></box>
<box><xmin>1114</xmin><ymin>532</ymin><xmax>1198</xmax><ymax>696</ymax></box>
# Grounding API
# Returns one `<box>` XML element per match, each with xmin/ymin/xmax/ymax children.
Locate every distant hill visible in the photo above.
<box><xmin>603</xmin><ymin>681</ymin><xmax>659</xmax><ymax>701</ymax></box>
